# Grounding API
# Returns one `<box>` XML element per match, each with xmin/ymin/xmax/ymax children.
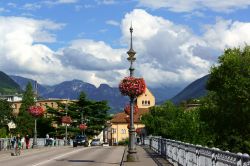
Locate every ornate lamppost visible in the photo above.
<box><xmin>29</xmin><ymin>81</ymin><xmax>44</xmax><ymax>148</ymax></box>
<box><xmin>119</xmin><ymin>26</ymin><xmax>146</xmax><ymax>161</ymax></box>
<box><xmin>62</xmin><ymin>101</ymin><xmax>72</xmax><ymax>145</ymax></box>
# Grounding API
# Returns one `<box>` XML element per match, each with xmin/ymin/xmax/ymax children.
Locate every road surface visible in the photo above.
<box><xmin>0</xmin><ymin>146</ymin><xmax>125</xmax><ymax>166</ymax></box>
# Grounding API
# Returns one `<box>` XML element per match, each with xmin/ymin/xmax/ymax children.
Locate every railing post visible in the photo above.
<box><xmin>212</xmin><ymin>148</ymin><xmax>217</xmax><ymax>166</ymax></box>
<box><xmin>196</xmin><ymin>145</ymin><xmax>201</xmax><ymax>166</ymax></box>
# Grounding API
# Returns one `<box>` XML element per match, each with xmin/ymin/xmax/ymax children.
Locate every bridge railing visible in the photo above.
<box><xmin>144</xmin><ymin>136</ymin><xmax>250</xmax><ymax>166</ymax></box>
<box><xmin>0</xmin><ymin>138</ymin><xmax>72</xmax><ymax>151</ymax></box>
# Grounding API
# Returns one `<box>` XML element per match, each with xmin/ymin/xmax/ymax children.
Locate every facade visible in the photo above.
<box><xmin>10</xmin><ymin>99</ymin><xmax>71</xmax><ymax>116</ymax></box>
<box><xmin>136</xmin><ymin>88</ymin><xmax>155</xmax><ymax>108</ymax></box>
<box><xmin>108</xmin><ymin>88</ymin><xmax>155</xmax><ymax>145</ymax></box>
<box><xmin>0</xmin><ymin>94</ymin><xmax>22</xmax><ymax>102</ymax></box>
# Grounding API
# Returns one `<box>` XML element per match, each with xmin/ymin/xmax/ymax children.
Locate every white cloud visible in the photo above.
<box><xmin>106</xmin><ymin>20</ymin><xmax>120</xmax><ymax>26</ymax></box>
<box><xmin>203</xmin><ymin>18</ymin><xmax>250</xmax><ymax>50</ymax></box>
<box><xmin>138</xmin><ymin>0</ymin><xmax>250</xmax><ymax>12</ymax></box>
<box><xmin>23</xmin><ymin>3</ymin><xmax>41</xmax><ymax>10</ymax></box>
<box><xmin>0</xmin><ymin>16</ymin><xmax>64</xmax><ymax>84</ymax></box>
<box><xmin>1</xmin><ymin>9</ymin><xmax>250</xmax><ymax>88</ymax></box>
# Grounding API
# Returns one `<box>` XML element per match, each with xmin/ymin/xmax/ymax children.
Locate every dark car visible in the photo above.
<box><xmin>90</xmin><ymin>139</ymin><xmax>102</xmax><ymax>146</ymax></box>
<box><xmin>73</xmin><ymin>135</ymin><xmax>88</xmax><ymax>147</ymax></box>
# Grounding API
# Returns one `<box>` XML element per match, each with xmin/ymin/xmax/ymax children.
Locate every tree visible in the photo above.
<box><xmin>142</xmin><ymin>101</ymin><xmax>203</xmax><ymax>144</ymax></box>
<box><xmin>0</xmin><ymin>99</ymin><xmax>14</xmax><ymax>137</ymax></box>
<box><xmin>15</xmin><ymin>82</ymin><xmax>35</xmax><ymax>136</ymax></box>
<box><xmin>201</xmin><ymin>46</ymin><xmax>250</xmax><ymax>153</ymax></box>
<box><xmin>46</xmin><ymin>91</ymin><xmax>110</xmax><ymax>138</ymax></box>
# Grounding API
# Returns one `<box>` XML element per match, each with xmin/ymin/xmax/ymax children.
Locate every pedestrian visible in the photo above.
<box><xmin>21</xmin><ymin>136</ymin><xmax>25</xmax><ymax>149</ymax></box>
<box><xmin>46</xmin><ymin>134</ymin><xmax>49</xmax><ymax>146</ymax></box>
<box><xmin>11</xmin><ymin>136</ymin><xmax>16</xmax><ymax>149</ymax></box>
<box><xmin>25</xmin><ymin>135</ymin><xmax>30</xmax><ymax>149</ymax></box>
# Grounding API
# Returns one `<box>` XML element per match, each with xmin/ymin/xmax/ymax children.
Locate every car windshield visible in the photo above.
<box><xmin>92</xmin><ymin>139</ymin><xmax>100</xmax><ymax>142</ymax></box>
<box><xmin>75</xmin><ymin>135</ymin><xmax>86</xmax><ymax>139</ymax></box>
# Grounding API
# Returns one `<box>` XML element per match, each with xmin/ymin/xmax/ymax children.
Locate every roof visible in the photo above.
<box><xmin>110</xmin><ymin>108</ymin><xmax>150</xmax><ymax>124</ymax></box>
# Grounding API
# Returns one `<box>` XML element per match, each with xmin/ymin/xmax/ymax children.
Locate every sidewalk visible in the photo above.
<box><xmin>122</xmin><ymin>145</ymin><xmax>173</xmax><ymax>166</ymax></box>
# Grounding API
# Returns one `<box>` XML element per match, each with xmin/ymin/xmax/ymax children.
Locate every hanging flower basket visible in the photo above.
<box><xmin>79</xmin><ymin>124</ymin><xmax>87</xmax><ymax>130</ymax></box>
<box><xmin>119</xmin><ymin>77</ymin><xmax>146</xmax><ymax>98</ymax></box>
<box><xmin>124</xmin><ymin>104</ymin><xmax>138</xmax><ymax>115</ymax></box>
<box><xmin>62</xmin><ymin>116</ymin><xmax>72</xmax><ymax>124</ymax></box>
<box><xmin>28</xmin><ymin>106</ymin><xmax>44</xmax><ymax>117</ymax></box>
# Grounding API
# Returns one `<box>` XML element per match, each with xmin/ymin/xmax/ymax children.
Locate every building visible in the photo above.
<box><xmin>107</xmin><ymin>88</ymin><xmax>155</xmax><ymax>145</ymax></box>
<box><xmin>0</xmin><ymin>94</ymin><xmax>22</xmax><ymax>102</ymax></box>
<box><xmin>10</xmin><ymin>99</ymin><xmax>70</xmax><ymax>116</ymax></box>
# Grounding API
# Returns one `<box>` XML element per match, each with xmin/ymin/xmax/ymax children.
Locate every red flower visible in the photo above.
<box><xmin>28</xmin><ymin>106</ymin><xmax>44</xmax><ymax>117</ymax></box>
<box><xmin>124</xmin><ymin>104</ymin><xmax>138</xmax><ymax>115</ymax></box>
<box><xmin>119</xmin><ymin>77</ymin><xmax>146</xmax><ymax>98</ymax></box>
<box><xmin>79</xmin><ymin>124</ymin><xmax>87</xmax><ymax>130</ymax></box>
<box><xmin>62</xmin><ymin>116</ymin><xmax>72</xmax><ymax>124</ymax></box>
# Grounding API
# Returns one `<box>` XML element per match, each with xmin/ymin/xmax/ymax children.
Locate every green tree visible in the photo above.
<box><xmin>201</xmin><ymin>46</ymin><xmax>250</xmax><ymax>153</ymax></box>
<box><xmin>15</xmin><ymin>82</ymin><xmax>35</xmax><ymax>136</ymax></box>
<box><xmin>46</xmin><ymin>92</ymin><xmax>110</xmax><ymax>138</ymax></box>
<box><xmin>142</xmin><ymin>101</ymin><xmax>203</xmax><ymax>144</ymax></box>
<box><xmin>0</xmin><ymin>99</ymin><xmax>14</xmax><ymax>137</ymax></box>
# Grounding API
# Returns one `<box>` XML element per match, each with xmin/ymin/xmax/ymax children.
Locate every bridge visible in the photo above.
<box><xmin>0</xmin><ymin>137</ymin><xmax>249</xmax><ymax>165</ymax></box>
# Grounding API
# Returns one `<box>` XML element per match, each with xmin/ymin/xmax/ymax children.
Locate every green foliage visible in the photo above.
<box><xmin>142</xmin><ymin>46</ymin><xmax>250</xmax><ymax>153</ymax></box>
<box><xmin>118</xmin><ymin>138</ymin><xmax>129</xmax><ymax>146</ymax></box>
<box><xmin>15</xmin><ymin>82</ymin><xmax>36</xmax><ymax>136</ymax></box>
<box><xmin>200</xmin><ymin>46</ymin><xmax>250</xmax><ymax>153</ymax></box>
<box><xmin>0</xmin><ymin>99</ymin><xmax>14</xmax><ymax>127</ymax></box>
<box><xmin>46</xmin><ymin>92</ymin><xmax>111</xmax><ymax>138</ymax></box>
<box><xmin>0</xmin><ymin>71</ymin><xmax>21</xmax><ymax>94</ymax></box>
<box><xmin>142</xmin><ymin>101</ymin><xmax>203</xmax><ymax>145</ymax></box>
<box><xmin>37</xmin><ymin>117</ymin><xmax>55</xmax><ymax>137</ymax></box>
<box><xmin>0</xmin><ymin>126</ymin><xmax>8</xmax><ymax>137</ymax></box>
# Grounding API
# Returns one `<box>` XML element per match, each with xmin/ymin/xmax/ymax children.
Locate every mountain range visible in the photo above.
<box><xmin>0</xmin><ymin>70</ymin><xmax>209</xmax><ymax>112</ymax></box>
<box><xmin>0</xmin><ymin>71</ymin><xmax>21</xmax><ymax>94</ymax></box>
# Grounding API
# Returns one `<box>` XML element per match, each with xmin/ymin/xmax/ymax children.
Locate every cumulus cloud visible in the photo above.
<box><xmin>1</xmin><ymin>9</ymin><xmax>250</xmax><ymax>88</ymax></box>
<box><xmin>0</xmin><ymin>16</ymin><xmax>64</xmax><ymax>84</ymax></box>
<box><xmin>121</xmin><ymin>9</ymin><xmax>211</xmax><ymax>87</ymax></box>
<box><xmin>138</xmin><ymin>0</ymin><xmax>250</xmax><ymax>12</ymax></box>
<box><xmin>59</xmin><ymin>39</ymin><xmax>127</xmax><ymax>71</ymax></box>
<box><xmin>202</xmin><ymin>18</ymin><xmax>250</xmax><ymax>50</ymax></box>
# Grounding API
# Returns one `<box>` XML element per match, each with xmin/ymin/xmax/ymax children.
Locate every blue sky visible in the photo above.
<box><xmin>1</xmin><ymin>0</ymin><xmax>250</xmax><ymax>89</ymax></box>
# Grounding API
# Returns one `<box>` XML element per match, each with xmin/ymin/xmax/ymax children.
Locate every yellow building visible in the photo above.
<box><xmin>109</xmin><ymin>88</ymin><xmax>155</xmax><ymax>144</ymax></box>
<box><xmin>10</xmin><ymin>99</ymin><xmax>70</xmax><ymax>116</ymax></box>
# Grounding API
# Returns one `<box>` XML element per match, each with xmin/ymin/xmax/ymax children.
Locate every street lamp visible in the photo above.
<box><xmin>126</xmin><ymin>25</ymin><xmax>138</xmax><ymax>161</ymax></box>
<box><xmin>65</xmin><ymin>104</ymin><xmax>68</xmax><ymax>145</ymax></box>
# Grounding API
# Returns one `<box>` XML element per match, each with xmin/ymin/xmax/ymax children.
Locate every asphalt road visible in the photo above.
<box><xmin>0</xmin><ymin>146</ymin><xmax>125</xmax><ymax>166</ymax></box>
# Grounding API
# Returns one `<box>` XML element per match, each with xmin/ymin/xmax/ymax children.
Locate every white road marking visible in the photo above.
<box><xmin>31</xmin><ymin>147</ymin><xmax>90</xmax><ymax>166</ymax></box>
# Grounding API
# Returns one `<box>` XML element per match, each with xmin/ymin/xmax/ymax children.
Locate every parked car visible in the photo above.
<box><xmin>91</xmin><ymin>139</ymin><xmax>102</xmax><ymax>146</ymax></box>
<box><xmin>73</xmin><ymin>135</ymin><xmax>88</xmax><ymax>147</ymax></box>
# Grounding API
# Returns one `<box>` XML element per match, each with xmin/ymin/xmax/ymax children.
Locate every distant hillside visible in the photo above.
<box><xmin>0</xmin><ymin>71</ymin><xmax>21</xmax><ymax>94</ymax></box>
<box><xmin>171</xmin><ymin>75</ymin><xmax>209</xmax><ymax>104</ymax></box>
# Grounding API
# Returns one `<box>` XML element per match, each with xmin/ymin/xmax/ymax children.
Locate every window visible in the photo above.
<box><xmin>112</xmin><ymin>128</ymin><xmax>116</xmax><ymax>134</ymax></box>
<box><xmin>142</xmin><ymin>100</ymin><xmax>144</xmax><ymax>105</ymax></box>
<box><xmin>51</xmin><ymin>103</ymin><xmax>54</xmax><ymax>108</ymax></box>
<box><xmin>121</xmin><ymin>129</ymin><xmax>126</xmax><ymax>134</ymax></box>
<box><xmin>148</xmin><ymin>100</ymin><xmax>150</xmax><ymax>105</ymax></box>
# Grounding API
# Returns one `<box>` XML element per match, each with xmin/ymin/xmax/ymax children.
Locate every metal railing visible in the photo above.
<box><xmin>0</xmin><ymin>138</ymin><xmax>72</xmax><ymax>151</ymax></box>
<box><xmin>144</xmin><ymin>136</ymin><xmax>250</xmax><ymax>166</ymax></box>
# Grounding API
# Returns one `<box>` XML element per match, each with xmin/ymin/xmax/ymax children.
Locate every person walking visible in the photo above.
<box><xmin>25</xmin><ymin>135</ymin><xmax>30</xmax><ymax>149</ymax></box>
<box><xmin>21</xmin><ymin>136</ymin><xmax>25</xmax><ymax>149</ymax></box>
